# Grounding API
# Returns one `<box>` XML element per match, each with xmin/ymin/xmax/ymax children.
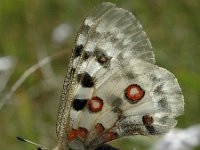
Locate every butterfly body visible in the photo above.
<box><xmin>55</xmin><ymin>2</ymin><xmax>184</xmax><ymax>150</ymax></box>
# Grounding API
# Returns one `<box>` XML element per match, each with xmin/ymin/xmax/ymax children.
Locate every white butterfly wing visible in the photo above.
<box><xmin>69</xmin><ymin>59</ymin><xmax>183</xmax><ymax>149</ymax></box>
<box><xmin>56</xmin><ymin>2</ymin><xmax>184</xmax><ymax>150</ymax></box>
<box><xmin>74</xmin><ymin>2</ymin><xmax>155</xmax><ymax>70</ymax></box>
<box><xmin>111</xmin><ymin>59</ymin><xmax>184</xmax><ymax>136</ymax></box>
<box><xmin>56</xmin><ymin>2</ymin><xmax>117</xmax><ymax>145</ymax></box>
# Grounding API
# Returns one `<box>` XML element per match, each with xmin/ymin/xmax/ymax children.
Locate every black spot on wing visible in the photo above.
<box><xmin>77</xmin><ymin>72</ymin><xmax>94</xmax><ymax>88</ymax></box>
<box><xmin>107</xmin><ymin>96</ymin><xmax>122</xmax><ymax>108</ymax></box>
<box><xmin>157</xmin><ymin>97</ymin><xmax>170</xmax><ymax>112</ymax></box>
<box><xmin>125</xmin><ymin>71</ymin><xmax>138</xmax><ymax>79</ymax></box>
<box><xmin>80</xmin><ymin>24</ymin><xmax>90</xmax><ymax>36</ymax></box>
<box><xmin>83</xmin><ymin>51</ymin><xmax>93</xmax><ymax>60</ymax></box>
<box><xmin>74</xmin><ymin>44</ymin><xmax>83</xmax><ymax>57</ymax></box>
<box><xmin>141</xmin><ymin>115</ymin><xmax>156</xmax><ymax>135</ymax></box>
<box><xmin>119</xmin><ymin>120</ymin><xmax>143</xmax><ymax>136</ymax></box>
<box><xmin>72</xmin><ymin>99</ymin><xmax>88</xmax><ymax>111</ymax></box>
<box><xmin>95</xmin><ymin>48</ymin><xmax>111</xmax><ymax>66</ymax></box>
<box><xmin>83</xmin><ymin>52</ymin><xmax>90</xmax><ymax>60</ymax></box>
<box><xmin>145</xmin><ymin>125</ymin><xmax>156</xmax><ymax>135</ymax></box>
<box><xmin>106</xmin><ymin>96</ymin><xmax>123</xmax><ymax>118</ymax></box>
<box><xmin>150</xmin><ymin>74</ymin><xmax>160</xmax><ymax>83</ymax></box>
<box><xmin>153</xmin><ymin>83</ymin><xmax>164</xmax><ymax>94</ymax></box>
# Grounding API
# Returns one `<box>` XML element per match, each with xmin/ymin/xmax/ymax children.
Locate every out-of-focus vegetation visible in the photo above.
<box><xmin>0</xmin><ymin>0</ymin><xmax>199</xmax><ymax>150</ymax></box>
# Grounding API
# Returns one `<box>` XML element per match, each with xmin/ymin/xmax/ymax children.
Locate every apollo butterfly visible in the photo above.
<box><xmin>55</xmin><ymin>2</ymin><xmax>184</xmax><ymax>150</ymax></box>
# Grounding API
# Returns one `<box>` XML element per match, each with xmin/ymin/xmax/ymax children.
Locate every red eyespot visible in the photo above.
<box><xmin>102</xmin><ymin>132</ymin><xmax>118</xmax><ymax>142</ymax></box>
<box><xmin>125</xmin><ymin>84</ymin><xmax>145</xmax><ymax>102</ymax></box>
<box><xmin>77</xmin><ymin>127</ymin><xmax>88</xmax><ymax>139</ymax></box>
<box><xmin>142</xmin><ymin>115</ymin><xmax>154</xmax><ymax>126</ymax></box>
<box><xmin>95</xmin><ymin>123</ymin><xmax>105</xmax><ymax>134</ymax></box>
<box><xmin>67</xmin><ymin>129</ymin><xmax>78</xmax><ymax>141</ymax></box>
<box><xmin>88</xmin><ymin>97</ymin><xmax>104</xmax><ymax>112</ymax></box>
<box><xmin>67</xmin><ymin>127</ymin><xmax>88</xmax><ymax>141</ymax></box>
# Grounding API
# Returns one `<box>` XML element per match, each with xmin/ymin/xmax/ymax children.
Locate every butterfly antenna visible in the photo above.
<box><xmin>17</xmin><ymin>136</ymin><xmax>49</xmax><ymax>150</ymax></box>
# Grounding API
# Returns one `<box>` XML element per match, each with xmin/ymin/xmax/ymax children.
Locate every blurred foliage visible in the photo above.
<box><xmin>0</xmin><ymin>0</ymin><xmax>199</xmax><ymax>150</ymax></box>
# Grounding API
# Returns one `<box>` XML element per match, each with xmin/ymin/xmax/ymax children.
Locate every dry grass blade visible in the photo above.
<box><xmin>0</xmin><ymin>49</ymin><xmax>66</xmax><ymax>110</ymax></box>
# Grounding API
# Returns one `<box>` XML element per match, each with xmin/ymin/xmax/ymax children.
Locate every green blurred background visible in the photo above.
<box><xmin>0</xmin><ymin>0</ymin><xmax>199</xmax><ymax>149</ymax></box>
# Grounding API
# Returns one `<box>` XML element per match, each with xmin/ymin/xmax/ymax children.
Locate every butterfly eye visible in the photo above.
<box><xmin>88</xmin><ymin>97</ymin><xmax>104</xmax><ymax>112</ymax></box>
<box><xmin>124</xmin><ymin>84</ymin><xmax>145</xmax><ymax>103</ymax></box>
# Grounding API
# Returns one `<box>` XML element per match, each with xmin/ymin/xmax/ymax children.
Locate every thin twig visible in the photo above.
<box><xmin>0</xmin><ymin>49</ymin><xmax>67</xmax><ymax>110</ymax></box>
<box><xmin>36</xmin><ymin>45</ymin><xmax>58</xmax><ymax>87</ymax></box>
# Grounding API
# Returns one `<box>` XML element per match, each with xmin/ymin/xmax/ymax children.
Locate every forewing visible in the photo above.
<box><xmin>56</xmin><ymin>1</ymin><xmax>116</xmax><ymax>145</ymax></box>
<box><xmin>73</xmin><ymin>1</ymin><xmax>155</xmax><ymax>72</ymax></box>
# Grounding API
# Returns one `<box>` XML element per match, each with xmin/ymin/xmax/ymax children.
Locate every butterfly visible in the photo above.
<box><xmin>55</xmin><ymin>2</ymin><xmax>184</xmax><ymax>150</ymax></box>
